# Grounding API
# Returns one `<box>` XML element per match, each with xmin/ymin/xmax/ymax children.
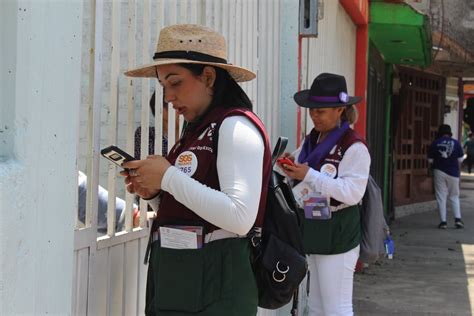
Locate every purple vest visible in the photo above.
<box><xmin>307</xmin><ymin>128</ymin><xmax>367</xmax><ymax>207</ymax></box>
<box><xmin>156</xmin><ymin>106</ymin><xmax>272</xmax><ymax>232</ymax></box>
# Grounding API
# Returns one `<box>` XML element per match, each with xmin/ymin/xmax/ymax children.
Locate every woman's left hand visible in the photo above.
<box><xmin>280</xmin><ymin>162</ymin><xmax>310</xmax><ymax>181</ymax></box>
<box><xmin>122</xmin><ymin>155</ymin><xmax>171</xmax><ymax>191</ymax></box>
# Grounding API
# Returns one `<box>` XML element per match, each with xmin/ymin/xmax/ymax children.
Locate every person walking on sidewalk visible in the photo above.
<box><xmin>428</xmin><ymin>124</ymin><xmax>465</xmax><ymax>229</ymax></box>
<box><xmin>463</xmin><ymin>132</ymin><xmax>474</xmax><ymax>174</ymax></box>
<box><xmin>278</xmin><ymin>73</ymin><xmax>370</xmax><ymax>316</ymax></box>
<box><xmin>121</xmin><ymin>24</ymin><xmax>271</xmax><ymax>315</ymax></box>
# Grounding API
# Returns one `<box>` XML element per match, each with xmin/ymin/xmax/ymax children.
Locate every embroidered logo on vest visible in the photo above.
<box><xmin>198</xmin><ymin>122</ymin><xmax>217</xmax><ymax>140</ymax></box>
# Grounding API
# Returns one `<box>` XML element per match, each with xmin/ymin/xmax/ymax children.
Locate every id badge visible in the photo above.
<box><xmin>303</xmin><ymin>194</ymin><xmax>331</xmax><ymax>220</ymax></box>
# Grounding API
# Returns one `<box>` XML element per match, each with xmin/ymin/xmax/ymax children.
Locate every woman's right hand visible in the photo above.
<box><xmin>120</xmin><ymin>169</ymin><xmax>160</xmax><ymax>199</ymax></box>
<box><xmin>277</xmin><ymin>153</ymin><xmax>310</xmax><ymax>181</ymax></box>
<box><xmin>277</xmin><ymin>152</ymin><xmax>296</xmax><ymax>168</ymax></box>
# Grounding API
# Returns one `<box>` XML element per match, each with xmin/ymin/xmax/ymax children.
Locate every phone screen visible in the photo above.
<box><xmin>101</xmin><ymin>145</ymin><xmax>135</xmax><ymax>168</ymax></box>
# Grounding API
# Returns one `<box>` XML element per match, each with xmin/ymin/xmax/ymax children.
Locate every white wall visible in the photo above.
<box><xmin>444</xmin><ymin>97</ymin><xmax>460</xmax><ymax>139</ymax></box>
<box><xmin>444</xmin><ymin>77</ymin><xmax>461</xmax><ymax>139</ymax></box>
<box><xmin>279</xmin><ymin>0</ymin><xmax>300</xmax><ymax>152</ymax></box>
<box><xmin>0</xmin><ymin>1</ymin><xmax>82</xmax><ymax>314</ymax></box>
<box><xmin>301</xmin><ymin>0</ymin><xmax>357</xmax><ymax>139</ymax></box>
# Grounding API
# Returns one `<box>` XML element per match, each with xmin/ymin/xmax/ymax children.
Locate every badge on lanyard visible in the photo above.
<box><xmin>292</xmin><ymin>182</ymin><xmax>311</xmax><ymax>208</ymax></box>
<box><xmin>303</xmin><ymin>194</ymin><xmax>331</xmax><ymax>220</ymax></box>
<box><xmin>175</xmin><ymin>151</ymin><xmax>198</xmax><ymax>177</ymax></box>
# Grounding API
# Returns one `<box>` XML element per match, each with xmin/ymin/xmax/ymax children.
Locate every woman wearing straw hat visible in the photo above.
<box><xmin>278</xmin><ymin>73</ymin><xmax>371</xmax><ymax>316</ymax></box>
<box><xmin>121</xmin><ymin>24</ymin><xmax>271</xmax><ymax>315</ymax></box>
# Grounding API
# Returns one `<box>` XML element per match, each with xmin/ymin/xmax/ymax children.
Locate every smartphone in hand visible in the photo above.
<box><xmin>277</xmin><ymin>157</ymin><xmax>295</xmax><ymax>167</ymax></box>
<box><xmin>101</xmin><ymin>145</ymin><xmax>136</xmax><ymax>168</ymax></box>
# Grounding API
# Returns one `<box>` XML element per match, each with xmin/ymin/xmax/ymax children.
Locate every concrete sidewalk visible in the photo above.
<box><xmin>353</xmin><ymin>173</ymin><xmax>474</xmax><ymax>316</ymax></box>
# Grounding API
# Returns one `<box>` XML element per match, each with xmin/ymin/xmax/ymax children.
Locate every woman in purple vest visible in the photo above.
<box><xmin>278</xmin><ymin>73</ymin><xmax>371</xmax><ymax>316</ymax></box>
<box><xmin>120</xmin><ymin>24</ymin><xmax>271</xmax><ymax>315</ymax></box>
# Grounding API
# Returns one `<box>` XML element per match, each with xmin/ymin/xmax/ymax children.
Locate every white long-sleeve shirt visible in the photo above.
<box><xmin>148</xmin><ymin>115</ymin><xmax>264</xmax><ymax>236</ymax></box>
<box><xmin>293</xmin><ymin>141</ymin><xmax>371</xmax><ymax>210</ymax></box>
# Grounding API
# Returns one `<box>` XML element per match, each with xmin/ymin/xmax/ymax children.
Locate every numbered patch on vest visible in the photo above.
<box><xmin>175</xmin><ymin>151</ymin><xmax>198</xmax><ymax>176</ymax></box>
<box><xmin>320</xmin><ymin>163</ymin><xmax>337</xmax><ymax>178</ymax></box>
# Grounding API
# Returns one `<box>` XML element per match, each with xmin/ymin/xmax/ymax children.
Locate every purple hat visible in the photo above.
<box><xmin>294</xmin><ymin>73</ymin><xmax>362</xmax><ymax>108</ymax></box>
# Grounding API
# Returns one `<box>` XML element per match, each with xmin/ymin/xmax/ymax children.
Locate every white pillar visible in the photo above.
<box><xmin>279</xmin><ymin>0</ymin><xmax>299</xmax><ymax>152</ymax></box>
<box><xmin>0</xmin><ymin>1</ymin><xmax>82</xmax><ymax>314</ymax></box>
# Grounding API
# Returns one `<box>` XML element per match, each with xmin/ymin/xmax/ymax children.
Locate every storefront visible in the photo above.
<box><xmin>368</xmin><ymin>0</ymin><xmax>432</xmax><ymax>216</ymax></box>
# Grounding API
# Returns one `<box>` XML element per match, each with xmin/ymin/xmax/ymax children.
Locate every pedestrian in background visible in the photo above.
<box><xmin>428</xmin><ymin>124</ymin><xmax>465</xmax><ymax>229</ymax></box>
<box><xmin>279</xmin><ymin>73</ymin><xmax>370</xmax><ymax>316</ymax></box>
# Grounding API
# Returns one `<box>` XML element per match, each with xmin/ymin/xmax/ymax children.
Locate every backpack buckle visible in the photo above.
<box><xmin>248</xmin><ymin>227</ymin><xmax>262</xmax><ymax>247</ymax></box>
<box><xmin>272</xmin><ymin>261</ymin><xmax>289</xmax><ymax>283</ymax></box>
<box><xmin>251</xmin><ymin>235</ymin><xmax>261</xmax><ymax>248</ymax></box>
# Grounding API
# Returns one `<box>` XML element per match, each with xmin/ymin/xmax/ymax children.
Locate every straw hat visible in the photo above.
<box><xmin>294</xmin><ymin>73</ymin><xmax>362</xmax><ymax>108</ymax></box>
<box><xmin>124</xmin><ymin>24</ymin><xmax>256</xmax><ymax>82</ymax></box>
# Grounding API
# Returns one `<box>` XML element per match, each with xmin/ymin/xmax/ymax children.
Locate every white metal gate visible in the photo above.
<box><xmin>73</xmin><ymin>0</ymin><xmax>283</xmax><ymax>315</ymax></box>
<box><xmin>72</xmin><ymin>0</ymin><xmax>360</xmax><ymax>315</ymax></box>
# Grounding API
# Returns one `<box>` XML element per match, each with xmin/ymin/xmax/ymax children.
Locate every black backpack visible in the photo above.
<box><xmin>249</xmin><ymin>137</ymin><xmax>308</xmax><ymax>313</ymax></box>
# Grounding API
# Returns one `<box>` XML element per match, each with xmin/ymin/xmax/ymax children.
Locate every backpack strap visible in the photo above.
<box><xmin>271</xmin><ymin>137</ymin><xmax>288</xmax><ymax>166</ymax></box>
<box><xmin>248</xmin><ymin>137</ymin><xmax>288</xmax><ymax>244</ymax></box>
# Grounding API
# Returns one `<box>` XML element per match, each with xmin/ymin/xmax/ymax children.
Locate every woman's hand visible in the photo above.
<box><xmin>276</xmin><ymin>152</ymin><xmax>296</xmax><ymax>169</ymax></box>
<box><xmin>277</xmin><ymin>153</ymin><xmax>310</xmax><ymax>180</ymax></box>
<box><xmin>120</xmin><ymin>169</ymin><xmax>160</xmax><ymax>199</ymax></box>
<box><xmin>120</xmin><ymin>155</ymin><xmax>171</xmax><ymax>198</ymax></box>
<box><xmin>281</xmin><ymin>152</ymin><xmax>294</xmax><ymax>160</ymax></box>
<box><xmin>280</xmin><ymin>161</ymin><xmax>310</xmax><ymax>181</ymax></box>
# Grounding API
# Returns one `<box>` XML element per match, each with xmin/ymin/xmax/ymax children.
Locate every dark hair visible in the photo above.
<box><xmin>149</xmin><ymin>91</ymin><xmax>168</xmax><ymax>117</ymax></box>
<box><xmin>149</xmin><ymin>91</ymin><xmax>156</xmax><ymax>117</ymax></box>
<box><xmin>436</xmin><ymin>124</ymin><xmax>452</xmax><ymax>139</ymax></box>
<box><xmin>179</xmin><ymin>63</ymin><xmax>253</xmax><ymax>110</ymax></box>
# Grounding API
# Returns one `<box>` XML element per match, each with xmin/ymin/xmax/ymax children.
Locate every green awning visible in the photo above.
<box><xmin>369</xmin><ymin>2</ymin><xmax>432</xmax><ymax>67</ymax></box>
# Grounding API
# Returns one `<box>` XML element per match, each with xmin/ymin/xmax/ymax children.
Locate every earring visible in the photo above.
<box><xmin>207</xmin><ymin>87</ymin><xmax>214</xmax><ymax>97</ymax></box>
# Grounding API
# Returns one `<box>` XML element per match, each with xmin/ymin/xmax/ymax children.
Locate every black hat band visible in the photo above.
<box><xmin>153</xmin><ymin>50</ymin><xmax>228</xmax><ymax>64</ymax></box>
<box><xmin>309</xmin><ymin>92</ymin><xmax>350</xmax><ymax>103</ymax></box>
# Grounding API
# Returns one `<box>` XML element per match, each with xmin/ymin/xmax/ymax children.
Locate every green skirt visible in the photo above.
<box><xmin>145</xmin><ymin>238</ymin><xmax>257</xmax><ymax>316</ymax></box>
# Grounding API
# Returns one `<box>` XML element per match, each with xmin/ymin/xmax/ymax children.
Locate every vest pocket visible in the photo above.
<box><xmin>154</xmin><ymin>245</ymin><xmax>205</xmax><ymax>312</ymax></box>
<box><xmin>302</xmin><ymin>218</ymin><xmax>333</xmax><ymax>254</ymax></box>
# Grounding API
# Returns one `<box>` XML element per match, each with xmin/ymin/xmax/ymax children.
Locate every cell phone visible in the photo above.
<box><xmin>100</xmin><ymin>145</ymin><xmax>136</xmax><ymax>168</ymax></box>
<box><xmin>277</xmin><ymin>157</ymin><xmax>295</xmax><ymax>167</ymax></box>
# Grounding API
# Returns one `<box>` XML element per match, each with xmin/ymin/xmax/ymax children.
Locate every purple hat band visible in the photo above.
<box><xmin>309</xmin><ymin>92</ymin><xmax>349</xmax><ymax>103</ymax></box>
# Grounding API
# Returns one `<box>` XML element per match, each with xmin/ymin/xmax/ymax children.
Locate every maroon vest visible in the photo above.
<box><xmin>156</xmin><ymin>106</ymin><xmax>272</xmax><ymax>232</ymax></box>
<box><xmin>308</xmin><ymin>128</ymin><xmax>367</xmax><ymax>207</ymax></box>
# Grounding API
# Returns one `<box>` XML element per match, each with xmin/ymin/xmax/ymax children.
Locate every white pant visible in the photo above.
<box><xmin>305</xmin><ymin>245</ymin><xmax>360</xmax><ymax>316</ymax></box>
<box><xmin>433</xmin><ymin>169</ymin><xmax>461</xmax><ymax>222</ymax></box>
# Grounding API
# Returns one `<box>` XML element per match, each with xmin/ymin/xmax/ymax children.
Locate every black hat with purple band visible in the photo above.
<box><xmin>294</xmin><ymin>73</ymin><xmax>362</xmax><ymax>108</ymax></box>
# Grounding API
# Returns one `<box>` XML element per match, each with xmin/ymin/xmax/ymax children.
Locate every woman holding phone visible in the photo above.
<box><xmin>120</xmin><ymin>24</ymin><xmax>271</xmax><ymax>315</ymax></box>
<box><xmin>278</xmin><ymin>73</ymin><xmax>371</xmax><ymax>316</ymax></box>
